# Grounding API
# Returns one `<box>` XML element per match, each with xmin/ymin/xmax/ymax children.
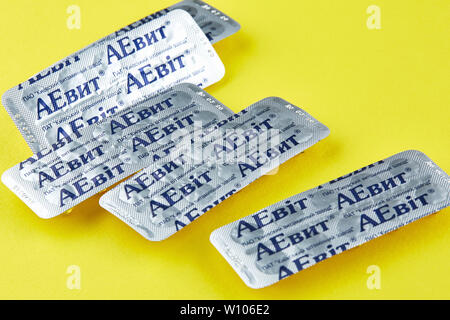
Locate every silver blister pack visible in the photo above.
<box><xmin>210</xmin><ymin>150</ymin><xmax>450</xmax><ymax>289</ymax></box>
<box><xmin>2</xmin><ymin>10</ymin><xmax>225</xmax><ymax>153</ymax></box>
<box><xmin>1</xmin><ymin>83</ymin><xmax>234</xmax><ymax>219</ymax></box>
<box><xmin>99</xmin><ymin>97</ymin><xmax>330</xmax><ymax>241</ymax></box>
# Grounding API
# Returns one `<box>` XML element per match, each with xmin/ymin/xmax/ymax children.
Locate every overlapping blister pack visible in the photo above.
<box><xmin>210</xmin><ymin>150</ymin><xmax>450</xmax><ymax>288</ymax></box>
<box><xmin>2</xmin><ymin>3</ymin><xmax>238</xmax><ymax>153</ymax></box>
<box><xmin>1</xmin><ymin>84</ymin><xmax>234</xmax><ymax>219</ymax></box>
<box><xmin>100</xmin><ymin>97</ymin><xmax>330</xmax><ymax>241</ymax></box>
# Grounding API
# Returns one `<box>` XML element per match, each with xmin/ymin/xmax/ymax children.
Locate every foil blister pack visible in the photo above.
<box><xmin>1</xmin><ymin>83</ymin><xmax>234</xmax><ymax>219</ymax></box>
<box><xmin>2</xmin><ymin>9</ymin><xmax>226</xmax><ymax>153</ymax></box>
<box><xmin>210</xmin><ymin>150</ymin><xmax>450</xmax><ymax>289</ymax></box>
<box><xmin>99</xmin><ymin>97</ymin><xmax>330</xmax><ymax>241</ymax></box>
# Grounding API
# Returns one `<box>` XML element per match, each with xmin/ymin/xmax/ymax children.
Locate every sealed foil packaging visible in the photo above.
<box><xmin>100</xmin><ymin>97</ymin><xmax>330</xmax><ymax>241</ymax></box>
<box><xmin>2</xmin><ymin>9</ymin><xmax>227</xmax><ymax>153</ymax></box>
<box><xmin>210</xmin><ymin>150</ymin><xmax>450</xmax><ymax>288</ymax></box>
<box><xmin>1</xmin><ymin>84</ymin><xmax>234</xmax><ymax>219</ymax></box>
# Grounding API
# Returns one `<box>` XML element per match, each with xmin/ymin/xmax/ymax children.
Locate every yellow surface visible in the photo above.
<box><xmin>0</xmin><ymin>0</ymin><xmax>448</xmax><ymax>299</ymax></box>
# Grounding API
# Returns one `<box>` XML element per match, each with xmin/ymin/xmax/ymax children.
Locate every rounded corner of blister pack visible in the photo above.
<box><xmin>258</xmin><ymin>96</ymin><xmax>281</xmax><ymax>105</ymax></box>
<box><xmin>36</xmin><ymin>209</ymin><xmax>56</xmax><ymax>220</ymax></box>
<box><xmin>321</xmin><ymin>124</ymin><xmax>331</xmax><ymax>138</ymax></box>
<box><xmin>209</xmin><ymin>229</ymin><xmax>220</xmax><ymax>244</ymax></box>
<box><xmin>216</xmin><ymin>61</ymin><xmax>226</xmax><ymax>82</ymax></box>
<box><xmin>98</xmin><ymin>193</ymin><xmax>109</xmax><ymax>208</ymax></box>
<box><xmin>1</xmin><ymin>169</ymin><xmax>12</xmax><ymax>188</ymax></box>
<box><xmin>233</xmin><ymin>21</ymin><xmax>242</xmax><ymax>33</ymax></box>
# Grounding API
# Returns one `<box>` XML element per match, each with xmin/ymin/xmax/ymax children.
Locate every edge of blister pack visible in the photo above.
<box><xmin>99</xmin><ymin>97</ymin><xmax>330</xmax><ymax>241</ymax></box>
<box><xmin>209</xmin><ymin>149</ymin><xmax>450</xmax><ymax>289</ymax></box>
<box><xmin>1</xmin><ymin>83</ymin><xmax>234</xmax><ymax>219</ymax></box>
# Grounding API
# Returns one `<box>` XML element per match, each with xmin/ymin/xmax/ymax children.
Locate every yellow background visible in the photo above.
<box><xmin>0</xmin><ymin>0</ymin><xmax>448</xmax><ymax>299</ymax></box>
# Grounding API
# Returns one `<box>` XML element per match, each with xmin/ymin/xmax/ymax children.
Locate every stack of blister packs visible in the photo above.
<box><xmin>1</xmin><ymin>0</ymin><xmax>449</xmax><ymax>289</ymax></box>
